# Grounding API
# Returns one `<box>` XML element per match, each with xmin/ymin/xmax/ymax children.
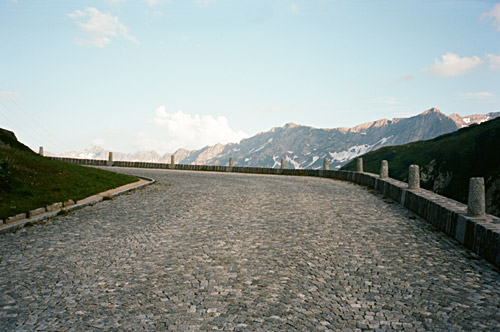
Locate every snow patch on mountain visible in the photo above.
<box><xmin>286</xmin><ymin>156</ymin><xmax>301</xmax><ymax>169</ymax></box>
<box><xmin>329</xmin><ymin>136</ymin><xmax>393</xmax><ymax>163</ymax></box>
<box><xmin>305</xmin><ymin>156</ymin><xmax>319</xmax><ymax>168</ymax></box>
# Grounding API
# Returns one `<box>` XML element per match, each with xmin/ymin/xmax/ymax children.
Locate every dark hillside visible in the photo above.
<box><xmin>341</xmin><ymin>117</ymin><xmax>500</xmax><ymax>217</ymax></box>
<box><xmin>0</xmin><ymin>128</ymin><xmax>137</xmax><ymax>220</ymax></box>
<box><xmin>0</xmin><ymin>128</ymin><xmax>33</xmax><ymax>152</ymax></box>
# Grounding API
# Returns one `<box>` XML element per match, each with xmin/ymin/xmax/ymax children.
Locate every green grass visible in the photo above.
<box><xmin>0</xmin><ymin>147</ymin><xmax>137</xmax><ymax>220</ymax></box>
<box><xmin>341</xmin><ymin>117</ymin><xmax>500</xmax><ymax>215</ymax></box>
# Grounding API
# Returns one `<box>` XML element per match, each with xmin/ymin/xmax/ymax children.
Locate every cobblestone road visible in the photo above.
<box><xmin>1</xmin><ymin>169</ymin><xmax>500</xmax><ymax>332</ymax></box>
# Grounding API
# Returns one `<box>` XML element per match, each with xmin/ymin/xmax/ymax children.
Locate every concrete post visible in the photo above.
<box><xmin>107</xmin><ymin>152</ymin><xmax>113</xmax><ymax>166</ymax></box>
<box><xmin>467</xmin><ymin>177</ymin><xmax>486</xmax><ymax>217</ymax></box>
<box><xmin>356</xmin><ymin>158</ymin><xmax>363</xmax><ymax>173</ymax></box>
<box><xmin>170</xmin><ymin>155</ymin><xmax>175</xmax><ymax>169</ymax></box>
<box><xmin>380</xmin><ymin>160</ymin><xmax>388</xmax><ymax>178</ymax></box>
<box><xmin>408</xmin><ymin>164</ymin><xmax>420</xmax><ymax>190</ymax></box>
<box><xmin>229</xmin><ymin>157</ymin><xmax>233</xmax><ymax>168</ymax></box>
<box><xmin>39</xmin><ymin>146</ymin><xmax>44</xmax><ymax>156</ymax></box>
<box><xmin>323</xmin><ymin>158</ymin><xmax>329</xmax><ymax>171</ymax></box>
<box><xmin>281</xmin><ymin>158</ymin><xmax>285</xmax><ymax>170</ymax></box>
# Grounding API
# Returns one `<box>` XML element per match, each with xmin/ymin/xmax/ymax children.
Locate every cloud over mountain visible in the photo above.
<box><xmin>140</xmin><ymin>107</ymin><xmax>248</xmax><ymax>152</ymax></box>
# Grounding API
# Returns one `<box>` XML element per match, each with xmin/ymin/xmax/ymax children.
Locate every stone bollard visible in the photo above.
<box><xmin>408</xmin><ymin>164</ymin><xmax>420</xmax><ymax>190</ymax></box>
<box><xmin>356</xmin><ymin>158</ymin><xmax>363</xmax><ymax>173</ymax></box>
<box><xmin>170</xmin><ymin>155</ymin><xmax>175</xmax><ymax>169</ymax></box>
<box><xmin>39</xmin><ymin>146</ymin><xmax>44</xmax><ymax>156</ymax></box>
<box><xmin>467</xmin><ymin>177</ymin><xmax>485</xmax><ymax>217</ymax></box>
<box><xmin>380</xmin><ymin>160</ymin><xmax>388</xmax><ymax>178</ymax></box>
<box><xmin>281</xmin><ymin>158</ymin><xmax>285</xmax><ymax>170</ymax></box>
<box><xmin>323</xmin><ymin>158</ymin><xmax>329</xmax><ymax>171</ymax></box>
<box><xmin>229</xmin><ymin>157</ymin><xmax>233</xmax><ymax>168</ymax></box>
<box><xmin>107</xmin><ymin>152</ymin><xmax>113</xmax><ymax>166</ymax></box>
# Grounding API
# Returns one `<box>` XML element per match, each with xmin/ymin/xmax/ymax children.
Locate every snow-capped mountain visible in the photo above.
<box><xmin>176</xmin><ymin>108</ymin><xmax>500</xmax><ymax>169</ymax></box>
<box><xmin>54</xmin><ymin>108</ymin><xmax>499</xmax><ymax>169</ymax></box>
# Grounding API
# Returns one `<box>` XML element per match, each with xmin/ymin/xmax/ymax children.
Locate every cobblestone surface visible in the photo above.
<box><xmin>1</xmin><ymin>168</ymin><xmax>500</xmax><ymax>331</ymax></box>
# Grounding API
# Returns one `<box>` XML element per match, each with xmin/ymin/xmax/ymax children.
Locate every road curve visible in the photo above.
<box><xmin>1</xmin><ymin>168</ymin><xmax>499</xmax><ymax>331</ymax></box>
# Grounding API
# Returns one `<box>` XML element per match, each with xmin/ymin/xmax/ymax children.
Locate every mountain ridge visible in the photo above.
<box><xmin>52</xmin><ymin>108</ymin><xmax>499</xmax><ymax>169</ymax></box>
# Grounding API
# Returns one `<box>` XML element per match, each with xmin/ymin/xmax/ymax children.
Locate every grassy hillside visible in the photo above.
<box><xmin>341</xmin><ymin>117</ymin><xmax>500</xmax><ymax>217</ymax></box>
<box><xmin>0</xmin><ymin>130</ymin><xmax>137</xmax><ymax>220</ymax></box>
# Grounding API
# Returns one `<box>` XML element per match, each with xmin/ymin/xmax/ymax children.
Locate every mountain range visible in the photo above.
<box><xmin>51</xmin><ymin>108</ymin><xmax>499</xmax><ymax>169</ymax></box>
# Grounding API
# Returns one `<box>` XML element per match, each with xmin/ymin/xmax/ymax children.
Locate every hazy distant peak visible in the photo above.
<box><xmin>89</xmin><ymin>145</ymin><xmax>107</xmax><ymax>152</ymax></box>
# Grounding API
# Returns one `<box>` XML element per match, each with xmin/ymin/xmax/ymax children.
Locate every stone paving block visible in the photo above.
<box><xmin>0</xmin><ymin>169</ymin><xmax>499</xmax><ymax>331</ymax></box>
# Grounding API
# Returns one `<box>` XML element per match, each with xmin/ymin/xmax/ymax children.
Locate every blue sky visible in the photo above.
<box><xmin>1</xmin><ymin>0</ymin><xmax>499</xmax><ymax>154</ymax></box>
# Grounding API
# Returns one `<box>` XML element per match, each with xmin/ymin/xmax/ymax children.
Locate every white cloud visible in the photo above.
<box><xmin>290</xmin><ymin>4</ymin><xmax>299</xmax><ymax>14</ymax></box>
<box><xmin>0</xmin><ymin>91</ymin><xmax>19</xmax><ymax>100</ymax></box>
<box><xmin>481</xmin><ymin>3</ymin><xmax>500</xmax><ymax>31</ymax></box>
<box><xmin>424</xmin><ymin>52</ymin><xmax>482</xmax><ymax>77</ymax></box>
<box><xmin>194</xmin><ymin>0</ymin><xmax>215</xmax><ymax>7</ymax></box>
<box><xmin>105</xmin><ymin>0</ymin><xmax>126</xmax><ymax>4</ymax></box>
<box><xmin>461</xmin><ymin>92</ymin><xmax>494</xmax><ymax>100</ymax></box>
<box><xmin>144</xmin><ymin>0</ymin><xmax>158</xmax><ymax>5</ymax></box>
<box><xmin>142</xmin><ymin>107</ymin><xmax>249</xmax><ymax>152</ymax></box>
<box><xmin>486</xmin><ymin>53</ymin><xmax>500</xmax><ymax>70</ymax></box>
<box><xmin>393</xmin><ymin>74</ymin><xmax>414</xmax><ymax>84</ymax></box>
<box><xmin>67</xmin><ymin>7</ymin><xmax>138</xmax><ymax>48</ymax></box>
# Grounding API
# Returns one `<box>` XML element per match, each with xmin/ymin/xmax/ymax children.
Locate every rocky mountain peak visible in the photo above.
<box><xmin>422</xmin><ymin>107</ymin><xmax>442</xmax><ymax>115</ymax></box>
<box><xmin>284</xmin><ymin>122</ymin><xmax>300</xmax><ymax>129</ymax></box>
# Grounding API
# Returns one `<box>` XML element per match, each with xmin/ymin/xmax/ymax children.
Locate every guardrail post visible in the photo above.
<box><xmin>170</xmin><ymin>155</ymin><xmax>175</xmax><ymax>169</ymax></box>
<box><xmin>39</xmin><ymin>146</ymin><xmax>44</xmax><ymax>156</ymax></box>
<box><xmin>408</xmin><ymin>164</ymin><xmax>420</xmax><ymax>190</ymax></box>
<box><xmin>281</xmin><ymin>158</ymin><xmax>285</xmax><ymax>170</ymax></box>
<box><xmin>380</xmin><ymin>160</ymin><xmax>388</xmax><ymax>178</ymax></box>
<box><xmin>356</xmin><ymin>158</ymin><xmax>363</xmax><ymax>172</ymax></box>
<box><xmin>323</xmin><ymin>158</ymin><xmax>329</xmax><ymax>171</ymax></box>
<box><xmin>107</xmin><ymin>152</ymin><xmax>113</xmax><ymax>166</ymax></box>
<box><xmin>467</xmin><ymin>177</ymin><xmax>485</xmax><ymax>217</ymax></box>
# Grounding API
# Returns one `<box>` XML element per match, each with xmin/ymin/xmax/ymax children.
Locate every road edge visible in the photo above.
<box><xmin>0</xmin><ymin>176</ymin><xmax>155</xmax><ymax>235</ymax></box>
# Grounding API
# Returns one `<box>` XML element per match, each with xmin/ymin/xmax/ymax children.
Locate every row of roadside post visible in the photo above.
<box><xmin>353</xmin><ymin>157</ymin><xmax>486</xmax><ymax>218</ymax></box>
<box><xmin>40</xmin><ymin>147</ymin><xmax>487</xmax><ymax>219</ymax></box>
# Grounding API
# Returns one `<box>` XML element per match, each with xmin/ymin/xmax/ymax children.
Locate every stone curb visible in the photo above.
<box><xmin>0</xmin><ymin>176</ymin><xmax>155</xmax><ymax>234</ymax></box>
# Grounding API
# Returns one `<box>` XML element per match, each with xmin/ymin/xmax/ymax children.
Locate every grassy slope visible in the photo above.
<box><xmin>341</xmin><ymin>117</ymin><xmax>500</xmax><ymax>212</ymax></box>
<box><xmin>0</xmin><ymin>146</ymin><xmax>137</xmax><ymax>220</ymax></box>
